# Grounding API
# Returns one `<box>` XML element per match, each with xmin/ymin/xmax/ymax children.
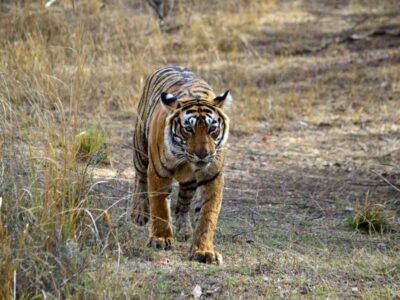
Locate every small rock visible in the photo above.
<box><xmin>395</xmin><ymin>214</ymin><xmax>400</xmax><ymax>224</ymax></box>
<box><xmin>192</xmin><ymin>285</ymin><xmax>202</xmax><ymax>299</ymax></box>
<box><xmin>377</xmin><ymin>243</ymin><xmax>386</xmax><ymax>249</ymax></box>
<box><xmin>344</xmin><ymin>206</ymin><xmax>354</xmax><ymax>212</ymax></box>
<box><xmin>205</xmin><ymin>287</ymin><xmax>220</xmax><ymax>295</ymax></box>
<box><xmin>299</xmin><ymin>283</ymin><xmax>312</xmax><ymax>295</ymax></box>
<box><xmin>351</xmin><ymin>287</ymin><xmax>359</xmax><ymax>293</ymax></box>
<box><xmin>263</xmin><ymin>276</ymin><xmax>271</xmax><ymax>282</ymax></box>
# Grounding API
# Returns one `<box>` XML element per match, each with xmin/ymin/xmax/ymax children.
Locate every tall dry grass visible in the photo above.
<box><xmin>1</xmin><ymin>2</ymin><xmax>117</xmax><ymax>297</ymax></box>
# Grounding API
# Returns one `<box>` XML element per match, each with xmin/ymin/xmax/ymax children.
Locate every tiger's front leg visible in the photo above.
<box><xmin>190</xmin><ymin>173</ymin><xmax>224</xmax><ymax>265</ymax></box>
<box><xmin>147</xmin><ymin>166</ymin><xmax>174</xmax><ymax>250</ymax></box>
<box><xmin>174</xmin><ymin>181</ymin><xmax>196</xmax><ymax>242</ymax></box>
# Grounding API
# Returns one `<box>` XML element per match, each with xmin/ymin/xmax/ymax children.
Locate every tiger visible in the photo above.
<box><xmin>131</xmin><ymin>66</ymin><xmax>232</xmax><ymax>264</ymax></box>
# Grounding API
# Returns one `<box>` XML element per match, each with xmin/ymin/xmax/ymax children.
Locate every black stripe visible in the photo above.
<box><xmin>180</xmin><ymin>179</ymin><xmax>196</xmax><ymax>186</ymax></box>
<box><xmin>138</xmin><ymin>177</ymin><xmax>147</xmax><ymax>184</ymax></box>
<box><xmin>193</xmin><ymin>90</ymin><xmax>210</xmax><ymax>96</ymax></box>
<box><xmin>217</xmin><ymin>123</ymin><xmax>225</xmax><ymax>147</ymax></box>
<box><xmin>157</xmin><ymin>143</ymin><xmax>173</xmax><ymax>174</ymax></box>
<box><xmin>178</xmin><ymin>196</ymin><xmax>192</xmax><ymax>204</ymax></box>
<box><xmin>201</xmin><ymin>108</ymin><xmax>213</xmax><ymax>114</ymax></box>
<box><xmin>149</xmin><ymin>148</ymin><xmax>169</xmax><ymax>179</ymax></box>
<box><xmin>180</xmin><ymin>102</ymin><xmax>220</xmax><ymax>111</ymax></box>
<box><xmin>152</xmin><ymin>69</ymin><xmax>178</xmax><ymax>92</ymax></box>
<box><xmin>197</xmin><ymin>172</ymin><xmax>221</xmax><ymax>187</ymax></box>
<box><xmin>179</xmin><ymin>180</ymin><xmax>197</xmax><ymax>190</ymax></box>
<box><xmin>133</xmin><ymin>163</ymin><xmax>147</xmax><ymax>178</ymax></box>
<box><xmin>193</xmin><ymin>84</ymin><xmax>212</xmax><ymax>91</ymax></box>
<box><xmin>170</xmin><ymin>117</ymin><xmax>183</xmax><ymax>148</ymax></box>
<box><xmin>178</xmin><ymin>189</ymin><xmax>194</xmax><ymax>198</ymax></box>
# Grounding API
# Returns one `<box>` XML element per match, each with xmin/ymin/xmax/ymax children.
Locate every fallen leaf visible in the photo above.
<box><xmin>159</xmin><ymin>257</ymin><xmax>170</xmax><ymax>265</ymax></box>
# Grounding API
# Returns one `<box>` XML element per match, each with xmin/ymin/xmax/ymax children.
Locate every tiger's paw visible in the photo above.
<box><xmin>132</xmin><ymin>199</ymin><xmax>149</xmax><ymax>226</ymax></box>
<box><xmin>175</xmin><ymin>225</ymin><xmax>192</xmax><ymax>242</ymax></box>
<box><xmin>147</xmin><ymin>236</ymin><xmax>174</xmax><ymax>250</ymax></box>
<box><xmin>175</xmin><ymin>216</ymin><xmax>193</xmax><ymax>242</ymax></box>
<box><xmin>189</xmin><ymin>248</ymin><xmax>223</xmax><ymax>265</ymax></box>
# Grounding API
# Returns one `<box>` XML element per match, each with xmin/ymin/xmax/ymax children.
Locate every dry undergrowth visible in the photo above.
<box><xmin>76</xmin><ymin>126</ymin><xmax>110</xmax><ymax>163</ymax></box>
<box><xmin>1</xmin><ymin>0</ymin><xmax>400</xmax><ymax>298</ymax></box>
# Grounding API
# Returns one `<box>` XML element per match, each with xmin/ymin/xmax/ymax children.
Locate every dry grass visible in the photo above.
<box><xmin>347</xmin><ymin>196</ymin><xmax>391</xmax><ymax>234</ymax></box>
<box><xmin>76</xmin><ymin>127</ymin><xmax>110</xmax><ymax>164</ymax></box>
<box><xmin>1</xmin><ymin>0</ymin><xmax>400</xmax><ymax>298</ymax></box>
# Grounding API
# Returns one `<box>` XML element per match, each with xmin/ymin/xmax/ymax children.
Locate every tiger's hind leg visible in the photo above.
<box><xmin>147</xmin><ymin>167</ymin><xmax>174</xmax><ymax>250</ymax></box>
<box><xmin>132</xmin><ymin>176</ymin><xmax>149</xmax><ymax>226</ymax></box>
<box><xmin>174</xmin><ymin>181</ymin><xmax>196</xmax><ymax>242</ymax></box>
<box><xmin>131</xmin><ymin>115</ymin><xmax>150</xmax><ymax>226</ymax></box>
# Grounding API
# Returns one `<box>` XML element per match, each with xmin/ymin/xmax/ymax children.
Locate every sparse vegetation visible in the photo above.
<box><xmin>1</xmin><ymin>0</ymin><xmax>399</xmax><ymax>298</ymax></box>
<box><xmin>76</xmin><ymin>127</ymin><xmax>110</xmax><ymax>164</ymax></box>
<box><xmin>347</xmin><ymin>199</ymin><xmax>391</xmax><ymax>234</ymax></box>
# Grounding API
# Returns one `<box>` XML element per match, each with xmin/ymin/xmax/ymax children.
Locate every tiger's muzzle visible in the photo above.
<box><xmin>185</xmin><ymin>151</ymin><xmax>216</xmax><ymax>168</ymax></box>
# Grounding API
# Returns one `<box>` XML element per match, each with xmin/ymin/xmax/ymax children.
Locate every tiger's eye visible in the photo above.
<box><xmin>209</xmin><ymin>126</ymin><xmax>217</xmax><ymax>133</ymax></box>
<box><xmin>184</xmin><ymin>126</ymin><xmax>193</xmax><ymax>134</ymax></box>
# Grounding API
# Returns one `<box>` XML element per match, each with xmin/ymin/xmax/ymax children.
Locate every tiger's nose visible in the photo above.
<box><xmin>195</xmin><ymin>148</ymin><xmax>209</xmax><ymax>159</ymax></box>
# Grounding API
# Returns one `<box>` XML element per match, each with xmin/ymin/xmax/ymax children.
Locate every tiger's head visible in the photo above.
<box><xmin>161</xmin><ymin>90</ymin><xmax>232</xmax><ymax>168</ymax></box>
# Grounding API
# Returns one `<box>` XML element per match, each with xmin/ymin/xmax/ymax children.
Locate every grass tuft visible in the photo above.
<box><xmin>76</xmin><ymin>127</ymin><xmax>110</xmax><ymax>164</ymax></box>
<box><xmin>347</xmin><ymin>200</ymin><xmax>391</xmax><ymax>234</ymax></box>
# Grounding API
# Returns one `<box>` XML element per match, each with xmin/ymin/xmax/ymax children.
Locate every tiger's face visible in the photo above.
<box><xmin>161</xmin><ymin>91</ymin><xmax>232</xmax><ymax>168</ymax></box>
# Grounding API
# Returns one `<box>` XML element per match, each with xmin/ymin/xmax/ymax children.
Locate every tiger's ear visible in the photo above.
<box><xmin>160</xmin><ymin>92</ymin><xmax>178</xmax><ymax>111</ymax></box>
<box><xmin>213</xmin><ymin>90</ymin><xmax>232</xmax><ymax>109</ymax></box>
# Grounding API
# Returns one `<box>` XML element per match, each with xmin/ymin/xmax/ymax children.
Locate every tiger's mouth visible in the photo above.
<box><xmin>193</xmin><ymin>161</ymin><xmax>209</xmax><ymax>168</ymax></box>
<box><xmin>183</xmin><ymin>150</ymin><xmax>216</xmax><ymax>168</ymax></box>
